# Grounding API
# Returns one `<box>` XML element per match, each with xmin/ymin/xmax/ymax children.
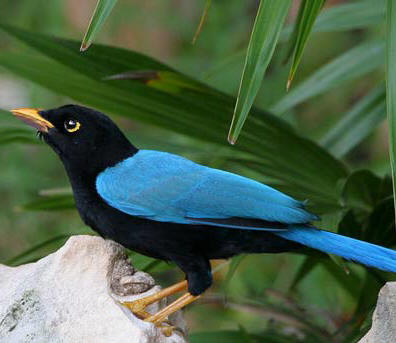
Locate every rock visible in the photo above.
<box><xmin>0</xmin><ymin>235</ymin><xmax>187</xmax><ymax>343</ymax></box>
<box><xmin>359</xmin><ymin>282</ymin><xmax>396</xmax><ymax>343</ymax></box>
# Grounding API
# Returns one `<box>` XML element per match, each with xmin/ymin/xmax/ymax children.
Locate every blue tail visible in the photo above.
<box><xmin>274</xmin><ymin>226</ymin><xmax>396</xmax><ymax>272</ymax></box>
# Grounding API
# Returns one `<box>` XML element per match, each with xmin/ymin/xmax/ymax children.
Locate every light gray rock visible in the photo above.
<box><xmin>359</xmin><ymin>282</ymin><xmax>396</xmax><ymax>343</ymax></box>
<box><xmin>0</xmin><ymin>235</ymin><xmax>187</xmax><ymax>343</ymax></box>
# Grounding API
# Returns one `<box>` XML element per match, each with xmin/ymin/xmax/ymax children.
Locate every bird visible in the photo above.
<box><xmin>11</xmin><ymin>104</ymin><xmax>396</xmax><ymax>335</ymax></box>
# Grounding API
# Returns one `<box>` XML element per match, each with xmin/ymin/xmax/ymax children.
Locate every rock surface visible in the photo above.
<box><xmin>359</xmin><ymin>282</ymin><xmax>396</xmax><ymax>343</ymax></box>
<box><xmin>0</xmin><ymin>235</ymin><xmax>187</xmax><ymax>343</ymax></box>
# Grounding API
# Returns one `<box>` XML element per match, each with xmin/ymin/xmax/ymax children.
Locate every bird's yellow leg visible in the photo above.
<box><xmin>145</xmin><ymin>292</ymin><xmax>200</xmax><ymax>325</ymax></box>
<box><xmin>121</xmin><ymin>280</ymin><xmax>188</xmax><ymax>319</ymax></box>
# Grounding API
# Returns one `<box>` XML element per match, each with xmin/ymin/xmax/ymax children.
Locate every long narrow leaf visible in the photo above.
<box><xmin>228</xmin><ymin>0</ymin><xmax>291</xmax><ymax>144</ymax></box>
<box><xmin>290</xmin><ymin>257</ymin><xmax>318</xmax><ymax>290</ymax></box>
<box><xmin>285</xmin><ymin>0</ymin><xmax>325</xmax><ymax>90</ymax></box>
<box><xmin>386</xmin><ymin>0</ymin><xmax>396</xmax><ymax>221</ymax></box>
<box><xmin>80</xmin><ymin>0</ymin><xmax>118</xmax><ymax>51</ymax></box>
<box><xmin>17</xmin><ymin>194</ymin><xmax>75</xmax><ymax>211</ymax></box>
<box><xmin>0</xmin><ymin>126</ymin><xmax>39</xmax><ymax>145</ymax></box>
<box><xmin>272</xmin><ymin>41</ymin><xmax>384</xmax><ymax>114</ymax></box>
<box><xmin>320</xmin><ymin>85</ymin><xmax>386</xmax><ymax>158</ymax></box>
<box><xmin>280</xmin><ymin>0</ymin><xmax>385</xmax><ymax>41</ymax></box>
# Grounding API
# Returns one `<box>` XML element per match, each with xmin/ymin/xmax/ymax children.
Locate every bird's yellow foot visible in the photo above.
<box><xmin>144</xmin><ymin>292</ymin><xmax>199</xmax><ymax>324</ymax></box>
<box><xmin>122</xmin><ymin>280</ymin><xmax>187</xmax><ymax>317</ymax></box>
<box><xmin>122</xmin><ymin>280</ymin><xmax>196</xmax><ymax>336</ymax></box>
<box><xmin>122</xmin><ymin>297</ymin><xmax>151</xmax><ymax>320</ymax></box>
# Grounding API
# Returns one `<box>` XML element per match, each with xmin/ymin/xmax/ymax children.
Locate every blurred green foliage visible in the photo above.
<box><xmin>0</xmin><ymin>0</ymin><xmax>395</xmax><ymax>342</ymax></box>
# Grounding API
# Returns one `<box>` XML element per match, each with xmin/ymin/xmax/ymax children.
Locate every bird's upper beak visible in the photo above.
<box><xmin>10</xmin><ymin>108</ymin><xmax>54</xmax><ymax>132</ymax></box>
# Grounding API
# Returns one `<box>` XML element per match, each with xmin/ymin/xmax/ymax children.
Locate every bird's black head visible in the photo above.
<box><xmin>11</xmin><ymin>105</ymin><xmax>138</xmax><ymax>176</ymax></box>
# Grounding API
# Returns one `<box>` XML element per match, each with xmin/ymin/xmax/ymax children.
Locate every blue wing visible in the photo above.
<box><xmin>95</xmin><ymin>150</ymin><xmax>318</xmax><ymax>230</ymax></box>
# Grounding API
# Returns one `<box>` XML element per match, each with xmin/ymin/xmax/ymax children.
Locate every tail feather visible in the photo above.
<box><xmin>275</xmin><ymin>226</ymin><xmax>396</xmax><ymax>272</ymax></box>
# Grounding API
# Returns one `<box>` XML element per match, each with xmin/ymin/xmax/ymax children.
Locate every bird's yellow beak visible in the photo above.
<box><xmin>10</xmin><ymin>108</ymin><xmax>54</xmax><ymax>132</ymax></box>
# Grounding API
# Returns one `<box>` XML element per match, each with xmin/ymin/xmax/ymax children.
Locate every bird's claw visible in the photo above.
<box><xmin>122</xmin><ymin>299</ymin><xmax>151</xmax><ymax>320</ymax></box>
<box><xmin>151</xmin><ymin>322</ymin><xmax>175</xmax><ymax>337</ymax></box>
<box><xmin>121</xmin><ymin>299</ymin><xmax>175</xmax><ymax>335</ymax></box>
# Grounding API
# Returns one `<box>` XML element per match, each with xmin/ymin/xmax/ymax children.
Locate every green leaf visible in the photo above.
<box><xmin>271</xmin><ymin>41</ymin><xmax>384</xmax><ymax>114</ymax></box>
<box><xmin>128</xmin><ymin>252</ymin><xmax>173</xmax><ymax>273</ymax></box>
<box><xmin>321</xmin><ymin>260</ymin><xmax>361</xmax><ymax>301</ymax></box>
<box><xmin>311</xmin><ymin>0</ymin><xmax>385</xmax><ymax>33</ymax></box>
<box><xmin>280</xmin><ymin>0</ymin><xmax>386</xmax><ymax>40</ymax></box>
<box><xmin>291</xmin><ymin>257</ymin><xmax>362</xmax><ymax>301</ymax></box>
<box><xmin>285</xmin><ymin>0</ymin><xmax>325</xmax><ymax>89</ymax></box>
<box><xmin>228</xmin><ymin>0</ymin><xmax>291</xmax><ymax>144</ymax></box>
<box><xmin>142</xmin><ymin>259</ymin><xmax>168</xmax><ymax>273</ymax></box>
<box><xmin>0</xmin><ymin>25</ymin><xmax>348</xmax><ymax>214</ymax></box>
<box><xmin>341</xmin><ymin>170</ymin><xmax>383</xmax><ymax>212</ymax></box>
<box><xmin>290</xmin><ymin>257</ymin><xmax>319</xmax><ymax>291</ymax></box>
<box><xmin>386</xmin><ymin>0</ymin><xmax>396</xmax><ymax>221</ymax></box>
<box><xmin>17</xmin><ymin>194</ymin><xmax>75</xmax><ymax>211</ymax></box>
<box><xmin>337</xmin><ymin>209</ymin><xmax>364</xmax><ymax>241</ymax></box>
<box><xmin>80</xmin><ymin>0</ymin><xmax>118</xmax><ymax>51</ymax></box>
<box><xmin>320</xmin><ymin>85</ymin><xmax>386</xmax><ymax>158</ymax></box>
<box><xmin>0</xmin><ymin>126</ymin><xmax>39</xmax><ymax>145</ymax></box>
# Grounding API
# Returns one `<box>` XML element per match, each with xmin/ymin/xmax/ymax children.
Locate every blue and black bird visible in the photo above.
<box><xmin>11</xmin><ymin>105</ymin><xmax>396</xmax><ymax>334</ymax></box>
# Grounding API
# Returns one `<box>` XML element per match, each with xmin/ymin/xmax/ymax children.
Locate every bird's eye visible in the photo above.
<box><xmin>64</xmin><ymin>119</ymin><xmax>81</xmax><ymax>133</ymax></box>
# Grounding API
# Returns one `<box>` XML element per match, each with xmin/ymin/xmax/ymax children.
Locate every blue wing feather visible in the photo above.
<box><xmin>96</xmin><ymin>150</ymin><xmax>318</xmax><ymax>230</ymax></box>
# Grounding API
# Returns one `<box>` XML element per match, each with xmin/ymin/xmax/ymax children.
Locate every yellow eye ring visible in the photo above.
<box><xmin>64</xmin><ymin>119</ymin><xmax>81</xmax><ymax>133</ymax></box>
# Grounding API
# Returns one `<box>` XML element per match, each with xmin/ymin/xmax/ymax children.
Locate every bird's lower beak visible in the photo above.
<box><xmin>10</xmin><ymin>108</ymin><xmax>54</xmax><ymax>132</ymax></box>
